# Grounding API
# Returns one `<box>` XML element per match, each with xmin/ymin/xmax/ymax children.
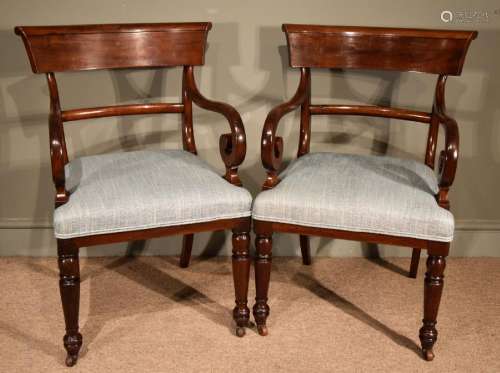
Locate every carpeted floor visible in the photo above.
<box><xmin>1</xmin><ymin>256</ymin><xmax>499</xmax><ymax>372</ymax></box>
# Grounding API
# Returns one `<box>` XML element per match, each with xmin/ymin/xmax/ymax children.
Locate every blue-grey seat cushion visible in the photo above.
<box><xmin>54</xmin><ymin>150</ymin><xmax>252</xmax><ymax>238</ymax></box>
<box><xmin>252</xmin><ymin>152</ymin><xmax>454</xmax><ymax>242</ymax></box>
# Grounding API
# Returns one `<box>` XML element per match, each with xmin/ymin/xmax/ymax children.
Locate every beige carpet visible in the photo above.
<box><xmin>1</xmin><ymin>256</ymin><xmax>499</xmax><ymax>372</ymax></box>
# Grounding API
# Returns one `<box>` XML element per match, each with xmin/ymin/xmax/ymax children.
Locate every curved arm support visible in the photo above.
<box><xmin>433</xmin><ymin>75</ymin><xmax>459</xmax><ymax>208</ymax></box>
<box><xmin>183</xmin><ymin>66</ymin><xmax>246</xmax><ymax>185</ymax></box>
<box><xmin>261</xmin><ymin>67</ymin><xmax>309</xmax><ymax>189</ymax></box>
<box><xmin>47</xmin><ymin>73</ymin><xmax>69</xmax><ymax>206</ymax></box>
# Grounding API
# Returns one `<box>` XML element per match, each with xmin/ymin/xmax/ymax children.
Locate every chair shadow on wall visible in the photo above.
<box><xmin>0</xmin><ymin>29</ymin><xmax>54</xmax><ymax>263</ymax></box>
<box><xmin>449</xmin><ymin>29</ymin><xmax>500</xmax><ymax>254</ymax></box>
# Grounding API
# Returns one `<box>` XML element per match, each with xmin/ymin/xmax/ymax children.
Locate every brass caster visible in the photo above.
<box><xmin>236</xmin><ymin>326</ymin><xmax>246</xmax><ymax>337</ymax></box>
<box><xmin>423</xmin><ymin>349</ymin><xmax>435</xmax><ymax>361</ymax></box>
<box><xmin>65</xmin><ymin>354</ymin><xmax>78</xmax><ymax>367</ymax></box>
<box><xmin>257</xmin><ymin>324</ymin><xmax>268</xmax><ymax>336</ymax></box>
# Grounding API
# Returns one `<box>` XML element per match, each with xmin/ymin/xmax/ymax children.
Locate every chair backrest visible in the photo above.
<box><xmin>260</xmin><ymin>24</ymin><xmax>476</xmax><ymax>202</ymax></box>
<box><xmin>15</xmin><ymin>23</ymin><xmax>211</xmax><ymax>73</ymax></box>
<box><xmin>283</xmin><ymin>24</ymin><xmax>476</xmax><ymax>75</ymax></box>
<box><xmin>15</xmin><ymin>23</ymin><xmax>211</xmax><ymax>123</ymax></box>
<box><xmin>15</xmin><ymin>22</ymin><xmax>212</xmax><ymax>206</ymax></box>
<box><xmin>280</xmin><ymin>24</ymin><xmax>476</xmax><ymax>169</ymax></box>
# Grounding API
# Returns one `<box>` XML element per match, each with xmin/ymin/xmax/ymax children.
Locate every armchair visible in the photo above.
<box><xmin>15</xmin><ymin>22</ymin><xmax>252</xmax><ymax>366</ymax></box>
<box><xmin>252</xmin><ymin>24</ymin><xmax>477</xmax><ymax>360</ymax></box>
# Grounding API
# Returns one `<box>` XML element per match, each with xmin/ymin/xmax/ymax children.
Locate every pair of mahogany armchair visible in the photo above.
<box><xmin>15</xmin><ymin>22</ymin><xmax>476</xmax><ymax>366</ymax></box>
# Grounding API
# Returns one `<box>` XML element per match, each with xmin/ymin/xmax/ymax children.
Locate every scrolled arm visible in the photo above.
<box><xmin>261</xmin><ymin>67</ymin><xmax>309</xmax><ymax>189</ymax></box>
<box><xmin>435</xmin><ymin>111</ymin><xmax>459</xmax><ymax>189</ymax></box>
<box><xmin>184</xmin><ymin>66</ymin><xmax>245</xmax><ymax>185</ymax></box>
<box><xmin>433</xmin><ymin>75</ymin><xmax>459</xmax><ymax>208</ymax></box>
<box><xmin>47</xmin><ymin>73</ymin><xmax>69</xmax><ymax>207</ymax></box>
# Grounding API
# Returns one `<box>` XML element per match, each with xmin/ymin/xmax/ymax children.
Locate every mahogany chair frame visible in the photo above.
<box><xmin>253</xmin><ymin>24</ymin><xmax>477</xmax><ymax>360</ymax></box>
<box><xmin>15</xmin><ymin>23</ymin><xmax>251</xmax><ymax>366</ymax></box>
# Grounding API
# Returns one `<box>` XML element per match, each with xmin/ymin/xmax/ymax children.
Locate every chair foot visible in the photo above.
<box><xmin>235</xmin><ymin>326</ymin><xmax>246</xmax><ymax>337</ymax></box>
<box><xmin>254</xmin><ymin>231</ymin><xmax>272</xmax><ymax>337</ymax></box>
<box><xmin>63</xmin><ymin>332</ymin><xmax>82</xmax><ymax>367</ymax></box>
<box><xmin>257</xmin><ymin>324</ymin><xmax>268</xmax><ymax>336</ymax></box>
<box><xmin>422</xmin><ymin>348</ymin><xmax>435</xmax><ymax>361</ymax></box>
<box><xmin>65</xmin><ymin>354</ymin><xmax>78</xmax><ymax>367</ymax></box>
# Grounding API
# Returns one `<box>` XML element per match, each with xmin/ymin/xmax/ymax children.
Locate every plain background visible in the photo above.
<box><xmin>1</xmin><ymin>0</ymin><xmax>499</xmax><ymax>257</ymax></box>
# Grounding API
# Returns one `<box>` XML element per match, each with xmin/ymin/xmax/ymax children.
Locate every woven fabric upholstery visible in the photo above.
<box><xmin>54</xmin><ymin>150</ymin><xmax>252</xmax><ymax>238</ymax></box>
<box><xmin>252</xmin><ymin>152</ymin><xmax>454</xmax><ymax>242</ymax></box>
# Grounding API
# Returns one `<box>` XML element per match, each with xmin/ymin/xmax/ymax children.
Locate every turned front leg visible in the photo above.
<box><xmin>57</xmin><ymin>239</ymin><xmax>82</xmax><ymax>367</ymax></box>
<box><xmin>231</xmin><ymin>230</ymin><xmax>251</xmax><ymax>337</ymax></box>
<box><xmin>253</xmin><ymin>233</ymin><xmax>272</xmax><ymax>336</ymax></box>
<box><xmin>419</xmin><ymin>251</ymin><xmax>447</xmax><ymax>361</ymax></box>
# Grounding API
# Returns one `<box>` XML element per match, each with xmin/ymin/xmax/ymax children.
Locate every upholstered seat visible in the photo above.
<box><xmin>252</xmin><ymin>152</ymin><xmax>454</xmax><ymax>242</ymax></box>
<box><xmin>54</xmin><ymin>150</ymin><xmax>252</xmax><ymax>238</ymax></box>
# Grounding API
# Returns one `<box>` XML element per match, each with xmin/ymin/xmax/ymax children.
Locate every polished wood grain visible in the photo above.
<box><xmin>15</xmin><ymin>22</ymin><xmax>250</xmax><ymax>366</ymax></box>
<box><xmin>434</xmin><ymin>75</ymin><xmax>459</xmax><ymax>207</ymax></box>
<box><xmin>255</xmin><ymin>24</ymin><xmax>476</xmax><ymax>360</ymax></box>
<box><xmin>419</xmin><ymin>246</ymin><xmax>448</xmax><ymax>362</ymax></box>
<box><xmin>15</xmin><ymin>23</ymin><xmax>211</xmax><ymax>73</ymax></box>
<box><xmin>232</xmin><ymin>221</ymin><xmax>252</xmax><ymax>337</ymax></box>
<box><xmin>57</xmin><ymin>239</ymin><xmax>82</xmax><ymax>367</ymax></box>
<box><xmin>182</xmin><ymin>66</ymin><xmax>197</xmax><ymax>155</ymax></box>
<box><xmin>261</xmin><ymin>67</ymin><xmax>309</xmax><ymax>189</ymax></box>
<box><xmin>254</xmin><ymin>220</ymin><xmax>430</xmax><ymax>249</ymax></box>
<box><xmin>297</xmin><ymin>67</ymin><xmax>311</xmax><ymax>158</ymax></box>
<box><xmin>254</xmin><ymin>232</ymin><xmax>272</xmax><ymax>336</ymax></box>
<box><xmin>309</xmin><ymin>105</ymin><xmax>432</xmax><ymax>123</ymax></box>
<box><xmin>73</xmin><ymin>217</ymin><xmax>248</xmax><ymax>247</ymax></box>
<box><xmin>184</xmin><ymin>65</ymin><xmax>247</xmax><ymax>185</ymax></box>
<box><xmin>46</xmin><ymin>72</ymin><xmax>68</xmax><ymax>207</ymax></box>
<box><xmin>62</xmin><ymin>103</ymin><xmax>184</xmax><ymax>122</ymax></box>
<box><xmin>283</xmin><ymin>24</ymin><xmax>477</xmax><ymax>75</ymax></box>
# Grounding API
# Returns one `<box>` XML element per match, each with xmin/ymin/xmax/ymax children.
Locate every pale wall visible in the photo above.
<box><xmin>1</xmin><ymin>0</ymin><xmax>499</xmax><ymax>257</ymax></box>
